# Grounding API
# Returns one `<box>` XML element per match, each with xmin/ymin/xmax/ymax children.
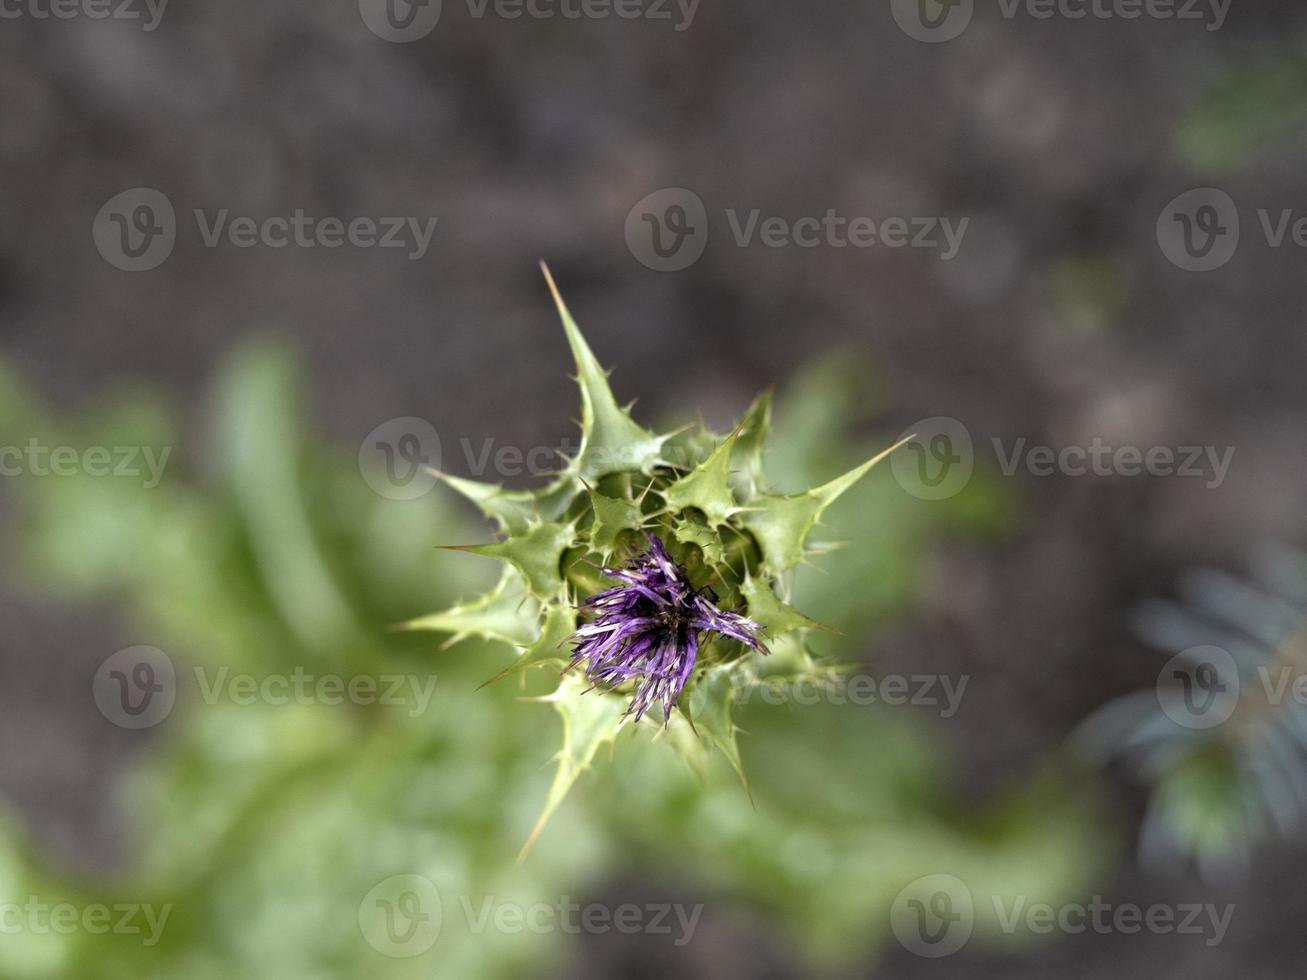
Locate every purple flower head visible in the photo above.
<box><xmin>567</xmin><ymin>532</ymin><xmax>769</xmax><ymax>722</ymax></box>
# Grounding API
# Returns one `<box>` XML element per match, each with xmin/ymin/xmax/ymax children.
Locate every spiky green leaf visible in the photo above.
<box><xmin>669</xmin><ymin>517</ymin><xmax>727</xmax><ymax>568</ymax></box>
<box><xmin>453</xmin><ymin>519</ymin><xmax>577</xmax><ymax>599</ymax></box>
<box><xmin>398</xmin><ymin>568</ymin><xmax>539</xmax><ymax>648</ymax></box>
<box><xmin>741</xmin><ymin>572</ymin><xmax>823</xmax><ymax>639</ymax></box>
<box><xmin>433</xmin><ymin>470</ymin><xmax>540</xmax><ymax>535</ymax></box>
<box><xmin>730</xmin><ymin>390</ymin><xmax>773</xmax><ymax>498</ymax></box>
<box><xmin>741</xmin><ymin>437</ymin><xmax>910</xmax><ymax>574</ymax></box>
<box><xmin>521</xmin><ymin>675</ymin><xmax>628</xmax><ymax>858</ymax></box>
<box><xmin>681</xmin><ymin>665</ymin><xmax>750</xmax><ymax>794</ymax></box>
<box><xmin>486</xmin><ymin>599</ymin><xmax>576</xmax><ymax>684</ymax></box>
<box><xmin>664</xmin><ymin>420</ymin><xmax>723</xmax><ymax>471</ymax></box>
<box><xmin>541</xmin><ymin>263</ymin><xmax>669</xmax><ymax>481</ymax></box>
<box><xmin>749</xmin><ymin>631</ymin><xmax>825</xmax><ymax>683</ymax></box>
<box><xmin>586</xmin><ymin>486</ymin><xmax>647</xmax><ymax>560</ymax></box>
<box><xmin>662</xmin><ymin>429</ymin><xmax>741</xmax><ymax>527</ymax></box>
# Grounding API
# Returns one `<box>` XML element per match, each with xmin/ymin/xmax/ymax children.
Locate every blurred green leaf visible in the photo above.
<box><xmin>1176</xmin><ymin>55</ymin><xmax>1307</xmax><ymax>174</ymax></box>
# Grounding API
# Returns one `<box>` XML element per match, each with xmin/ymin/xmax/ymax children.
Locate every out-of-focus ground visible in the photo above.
<box><xmin>2</xmin><ymin>1</ymin><xmax>1307</xmax><ymax>976</ymax></box>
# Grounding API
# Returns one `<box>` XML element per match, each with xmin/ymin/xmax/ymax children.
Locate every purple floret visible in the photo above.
<box><xmin>566</xmin><ymin>532</ymin><xmax>769</xmax><ymax>721</ymax></box>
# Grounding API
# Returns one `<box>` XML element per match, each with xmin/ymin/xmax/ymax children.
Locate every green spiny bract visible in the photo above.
<box><xmin>403</xmin><ymin>264</ymin><xmax>906</xmax><ymax>854</ymax></box>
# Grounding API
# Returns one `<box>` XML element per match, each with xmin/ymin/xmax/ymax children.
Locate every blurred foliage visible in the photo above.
<box><xmin>1176</xmin><ymin>54</ymin><xmax>1307</xmax><ymax>174</ymax></box>
<box><xmin>1079</xmin><ymin>551</ymin><xmax>1307</xmax><ymax>882</ymax></box>
<box><xmin>1049</xmin><ymin>256</ymin><xmax>1130</xmax><ymax>336</ymax></box>
<box><xmin>0</xmin><ymin>339</ymin><xmax>1111</xmax><ymax>978</ymax></box>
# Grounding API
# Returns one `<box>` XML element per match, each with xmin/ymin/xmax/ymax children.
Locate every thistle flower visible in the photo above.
<box><xmin>569</xmin><ymin>532</ymin><xmax>769</xmax><ymax>722</ymax></box>
<box><xmin>403</xmin><ymin>264</ymin><xmax>905</xmax><ymax>855</ymax></box>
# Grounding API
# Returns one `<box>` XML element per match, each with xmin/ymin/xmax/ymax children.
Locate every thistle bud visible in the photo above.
<box><xmin>402</xmin><ymin>265</ymin><xmax>906</xmax><ymax>854</ymax></box>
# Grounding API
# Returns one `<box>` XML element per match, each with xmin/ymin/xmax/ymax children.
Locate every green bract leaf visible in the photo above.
<box><xmin>681</xmin><ymin>664</ymin><xmax>750</xmax><ymax>794</ymax></box>
<box><xmin>742</xmin><ymin>437</ymin><xmax>911</xmax><ymax>574</ymax></box>
<box><xmin>750</xmin><ymin>631</ymin><xmax>825</xmax><ymax>683</ymax></box>
<box><xmin>739</xmin><ymin>493</ymin><xmax>826</xmax><ymax>575</ymax></box>
<box><xmin>521</xmin><ymin>674</ymin><xmax>628</xmax><ymax>859</ymax></box>
<box><xmin>449</xmin><ymin>519</ymin><xmax>577</xmax><ymax>600</ymax></box>
<box><xmin>585</xmin><ymin>485</ymin><xmax>647</xmax><ymax>561</ymax></box>
<box><xmin>669</xmin><ymin>517</ymin><xmax>727</xmax><ymax>568</ymax></box>
<box><xmin>542</xmin><ymin>263</ymin><xmax>670</xmax><ymax>481</ymax></box>
<box><xmin>730</xmin><ymin>390</ymin><xmax>773</xmax><ymax>499</ymax></box>
<box><xmin>530</xmin><ymin>474</ymin><xmax>584</xmax><ymax>523</ymax></box>
<box><xmin>741</xmin><ymin>572</ymin><xmax>824</xmax><ymax>639</ymax></box>
<box><xmin>433</xmin><ymin>469</ymin><xmax>540</xmax><ymax>535</ymax></box>
<box><xmin>664</xmin><ymin>420</ymin><xmax>722</xmax><ymax>471</ymax></box>
<box><xmin>398</xmin><ymin>568</ymin><xmax>539</xmax><ymax>648</ymax></box>
<box><xmin>486</xmin><ymin>599</ymin><xmax>576</xmax><ymax>685</ymax></box>
<box><xmin>662</xmin><ymin>429</ymin><xmax>741</xmax><ymax>527</ymax></box>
